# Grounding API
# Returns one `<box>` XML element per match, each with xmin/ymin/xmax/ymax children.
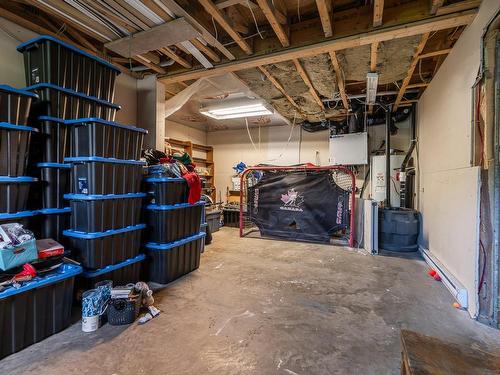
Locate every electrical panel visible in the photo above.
<box><xmin>329</xmin><ymin>131</ymin><xmax>368</xmax><ymax>165</ymax></box>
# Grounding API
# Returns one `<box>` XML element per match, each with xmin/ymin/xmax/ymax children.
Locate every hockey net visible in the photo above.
<box><xmin>239</xmin><ymin>165</ymin><xmax>356</xmax><ymax>247</ymax></box>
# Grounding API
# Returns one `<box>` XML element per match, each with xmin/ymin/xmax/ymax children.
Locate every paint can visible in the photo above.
<box><xmin>82</xmin><ymin>315</ymin><xmax>100</xmax><ymax>333</ymax></box>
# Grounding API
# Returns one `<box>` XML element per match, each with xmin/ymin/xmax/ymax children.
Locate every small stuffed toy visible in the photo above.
<box><xmin>134</xmin><ymin>282</ymin><xmax>154</xmax><ymax>307</ymax></box>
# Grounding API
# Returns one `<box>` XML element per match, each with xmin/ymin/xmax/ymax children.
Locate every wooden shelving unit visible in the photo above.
<box><xmin>165</xmin><ymin>137</ymin><xmax>216</xmax><ymax>202</ymax></box>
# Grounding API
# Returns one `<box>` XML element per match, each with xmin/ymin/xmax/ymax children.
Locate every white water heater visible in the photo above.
<box><xmin>371</xmin><ymin>155</ymin><xmax>405</xmax><ymax>207</ymax></box>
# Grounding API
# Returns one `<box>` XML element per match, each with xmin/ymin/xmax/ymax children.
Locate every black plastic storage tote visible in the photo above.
<box><xmin>0</xmin><ymin>123</ymin><xmax>37</xmax><ymax>176</ymax></box>
<box><xmin>17</xmin><ymin>35</ymin><xmax>121</xmax><ymax>102</ymax></box>
<box><xmin>63</xmin><ymin>224</ymin><xmax>145</xmax><ymax>269</ymax></box>
<box><xmin>0</xmin><ymin>85</ymin><xmax>37</xmax><ymax>125</ymax></box>
<box><xmin>0</xmin><ymin>263</ymin><xmax>82</xmax><ymax>360</ymax></box>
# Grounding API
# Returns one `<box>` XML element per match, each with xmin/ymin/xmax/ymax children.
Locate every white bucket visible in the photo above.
<box><xmin>82</xmin><ymin>315</ymin><xmax>100</xmax><ymax>332</ymax></box>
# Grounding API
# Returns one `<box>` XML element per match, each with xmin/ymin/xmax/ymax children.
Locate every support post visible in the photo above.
<box><xmin>385</xmin><ymin>106</ymin><xmax>392</xmax><ymax>208</ymax></box>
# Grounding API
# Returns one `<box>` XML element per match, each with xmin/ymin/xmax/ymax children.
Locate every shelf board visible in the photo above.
<box><xmin>193</xmin><ymin>157</ymin><xmax>214</xmax><ymax>164</ymax></box>
<box><xmin>192</xmin><ymin>143</ymin><xmax>212</xmax><ymax>152</ymax></box>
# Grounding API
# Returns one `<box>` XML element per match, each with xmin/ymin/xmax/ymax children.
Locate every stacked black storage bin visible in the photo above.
<box><xmin>0</xmin><ymin>72</ymin><xmax>84</xmax><ymax>359</ymax></box>
<box><xmin>17</xmin><ymin>35</ymin><xmax>122</xmax><ymax>243</ymax></box>
<box><xmin>0</xmin><ymin>86</ymin><xmax>39</xmax><ymax>229</ymax></box>
<box><xmin>143</xmin><ymin>176</ymin><xmax>205</xmax><ymax>284</ymax></box>
<box><xmin>17</xmin><ymin>35</ymin><xmax>149</xmax><ymax>291</ymax></box>
<box><xmin>62</xmin><ymin>119</ymin><xmax>148</xmax><ymax>293</ymax></box>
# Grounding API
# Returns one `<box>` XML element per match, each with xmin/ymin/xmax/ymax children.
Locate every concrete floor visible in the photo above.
<box><xmin>2</xmin><ymin>227</ymin><xmax>500</xmax><ymax>375</ymax></box>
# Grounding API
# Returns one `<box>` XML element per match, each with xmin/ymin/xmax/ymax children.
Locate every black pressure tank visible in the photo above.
<box><xmin>378</xmin><ymin>208</ymin><xmax>419</xmax><ymax>252</ymax></box>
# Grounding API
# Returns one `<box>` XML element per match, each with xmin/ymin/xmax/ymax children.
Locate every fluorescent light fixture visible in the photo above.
<box><xmin>366</xmin><ymin>72</ymin><xmax>379</xmax><ymax>105</ymax></box>
<box><xmin>200</xmin><ymin>99</ymin><xmax>274</xmax><ymax>119</ymax></box>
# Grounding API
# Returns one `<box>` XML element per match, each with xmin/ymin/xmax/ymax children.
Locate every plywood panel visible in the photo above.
<box><xmin>105</xmin><ymin>18</ymin><xmax>199</xmax><ymax>57</ymax></box>
<box><xmin>421</xmin><ymin>166</ymin><xmax>480</xmax><ymax>317</ymax></box>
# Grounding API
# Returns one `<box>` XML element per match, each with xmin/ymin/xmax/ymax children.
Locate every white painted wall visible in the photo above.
<box><xmin>114</xmin><ymin>73</ymin><xmax>138</xmax><ymax>125</ymax></box>
<box><xmin>207</xmin><ymin>118</ymin><xmax>411</xmax><ymax>201</ymax></box>
<box><xmin>417</xmin><ymin>0</ymin><xmax>500</xmax><ymax>318</ymax></box>
<box><xmin>165</xmin><ymin>120</ymin><xmax>207</xmax><ymax>146</ymax></box>
<box><xmin>0</xmin><ymin>18</ymin><xmax>37</xmax><ymax>87</ymax></box>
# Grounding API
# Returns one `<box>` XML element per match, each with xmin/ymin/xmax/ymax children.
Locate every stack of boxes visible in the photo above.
<box><xmin>17</xmin><ymin>35</ymin><xmax>148</xmax><ymax>289</ymax></box>
<box><xmin>0</xmin><ymin>86</ymin><xmax>39</xmax><ymax>227</ymax></box>
<box><xmin>143</xmin><ymin>176</ymin><xmax>206</xmax><ymax>284</ymax></box>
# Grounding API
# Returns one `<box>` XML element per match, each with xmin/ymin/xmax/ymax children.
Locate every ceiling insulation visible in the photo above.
<box><xmin>377</xmin><ymin>35</ymin><xmax>423</xmax><ymax>84</ymax></box>
<box><xmin>337</xmin><ymin>35</ymin><xmax>422</xmax><ymax>84</ymax></box>
<box><xmin>299</xmin><ymin>54</ymin><xmax>338</xmax><ymax>100</ymax></box>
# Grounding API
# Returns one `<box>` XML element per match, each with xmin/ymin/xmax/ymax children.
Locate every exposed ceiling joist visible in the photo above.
<box><xmin>430</xmin><ymin>0</ymin><xmax>445</xmax><ymax>15</ymax></box>
<box><xmin>436</xmin><ymin>0</ymin><xmax>481</xmax><ymax>16</ymax></box>
<box><xmin>328</xmin><ymin>51</ymin><xmax>349</xmax><ymax>109</ymax></box>
<box><xmin>180</xmin><ymin>40</ymin><xmax>214</xmax><ymax>68</ymax></box>
<box><xmin>418</xmin><ymin>48</ymin><xmax>452</xmax><ymax>59</ymax></box>
<box><xmin>0</xmin><ymin>4</ymin><xmax>139</xmax><ymax>77</ymax></box>
<box><xmin>292</xmin><ymin>59</ymin><xmax>325</xmax><ymax>110</ymax></box>
<box><xmin>190</xmin><ymin>38</ymin><xmax>221</xmax><ymax>62</ymax></box>
<box><xmin>258</xmin><ymin>66</ymin><xmax>303</xmax><ymax>113</ymax></box>
<box><xmin>159</xmin><ymin>47</ymin><xmax>192</xmax><ymax>68</ymax></box>
<box><xmin>135</xmin><ymin>54</ymin><xmax>167</xmax><ymax>73</ymax></box>
<box><xmin>373</xmin><ymin>0</ymin><xmax>384</xmax><ymax>27</ymax></box>
<box><xmin>315</xmin><ymin>0</ymin><xmax>333</xmax><ymax>38</ymax></box>
<box><xmin>198</xmin><ymin>0</ymin><xmax>253</xmax><ymax>55</ymax></box>
<box><xmin>159</xmin><ymin>0</ymin><xmax>236</xmax><ymax>60</ymax></box>
<box><xmin>407</xmin><ymin>82</ymin><xmax>429</xmax><ymax>89</ymax></box>
<box><xmin>256</xmin><ymin>0</ymin><xmax>289</xmax><ymax>47</ymax></box>
<box><xmin>369</xmin><ymin>41</ymin><xmax>379</xmax><ymax>112</ymax></box>
<box><xmin>394</xmin><ymin>32</ymin><xmax>430</xmax><ymax>110</ymax></box>
<box><xmin>159</xmin><ymin>8</ymin><xmax>477</xmax><ymax>84</ymax></box>
<box><xmin>215</xmin><ymin>0</ymin><xmax>258</xmax><ymax>9</ymax></box>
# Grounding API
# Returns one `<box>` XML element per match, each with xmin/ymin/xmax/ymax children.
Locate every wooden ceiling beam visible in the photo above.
<box><xmin>430</xmin><ymin>0</ymin><xmax>445</xmax><ymax>15</ymax></box>
<box><xmin>436</xmin><ymin>0</ymin><xmax>481</xmax><ymax>16</ymax></box>
<box><xmin>216</xmin><ymin>0</ymin><xmax>258</xmax><ymax>9</ymax></box>
<box><xmin>256</xmin><ymin>0</ymin><xmax>289</xmax><ymax>47</ymax></box>
<box><xmin>315</xmin><ymin>0</ymin><xmax>333</xmax><ymax>38</ymax></box>
<box><xmin>407</xmin><ymin>82</ymin><xmax>429</xmax><ymax>89</ymax></box>
<box><xmin>159</xmin><ymin>0</ymin><xmax>236</xmax><ymax>60</ymax></box>
<box><xmin>159</xmin><ymin>8</ymin><xmax>477</xmax><ymax>84</ymax></box>
<box><xmin>369</xmin><ymin>41</ymin><xmax>379</xmax><ymax>112</ymax></box>
<box><xmin>292</xmin><ymin>59</ymin><xmax>324</xmax><ymax>109</ymax></box>
<box><xmin>373</xmin><ymin>0</ymin><xmax>384</xmax><ymax>27</ymax></box>
<box><xmin>159</xmin><ymin>47</ymin><xmax>192</xmax><ymax>68</ymax></box>
<box><xmin>258</xmin><ymin>66</ymin><xmax>302</xmax><ymax>113</ymax></box>
<box><xmin>135</xmin><ymin>54</ymin><xmax>167</xmax><ymax>74</ymax></box>
<box><xmin>0</xmin><ymin>5</ymin><xmax>140</xmax><ymax>77</ymax></box>
<box><xmin>190</xmin><ymin>39</ymin><xmax>221</xmax><ymax>62</ymax></box>
<box><xmin>394</xmin><ymin>32</ymin><xmax>430</xmax><ymax>110</ymax></box>
<box><xmin>198</xmin><ymin>0</ymin><xmax>253</xmax><ymax>55</ymax></box>
<box><xmin>328</xmin><ymin>51</ymin><xmax>349</xmax><ymax>110</ymax></box>
<box><xmin>418</xmin><ymin>48</ymin><xmax>452</xmax><ymax>59</ymax></box>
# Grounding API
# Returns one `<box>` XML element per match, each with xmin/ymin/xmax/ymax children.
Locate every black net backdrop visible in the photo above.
<box><xmin>247</xmin><ymin>169</ymin><xmax>350</xmax><ymax>243</ymax></box>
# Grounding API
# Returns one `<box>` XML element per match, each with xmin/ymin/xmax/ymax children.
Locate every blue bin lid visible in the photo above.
<box><xmin>81</xmin><ymin>254</ymin><xmax>146</xmax><ymax>278</ymax></box>
<box><xmin>63</xmin><ymin>223</ymin><xmax>146</xmax><ymax>240</ymax></box>
<box><xmin>37</xmin><ymin>116</ymin><xmax>69</xmax><ymax>124</ymax></box>
<box><xmin>0</xmin><ymin>263</ymin><xmax>83</xmax><ymax>299</ymax></box>
<box><xmin>17</xmin><ymin>35</ymin><xmax>121</xmax><ymax>74</ymax></box>
<box><xmin>64</xmin><ymin>156</ymin><xmax>146</xmax><ymax>166</ymax></box>
<box><xmin>145</xmin><ymin>232</ymin><xmax>206</xmax><ymax>251</ymax></box>
<box><xmin>0</xmin><ymin>84</ymin><xmax>38</xmax><ymax>98</ymax></box>
<box><xmin>39</xmin><ymin>207</ymin><xmax>71</xmax><ymax>215</ymax></box>
<box><xmin>25</xmin><ymin>83</ymin><xmax>121</xmax><ymax>109</ymax></box>
<box><xmin>64</xmin><ymin>192</ymin><xmax>146</xmax><ymax>201</ymax></box>
<box><xmin>145</xmin><ymin>201</ymin><xmax>205</xmax><ymax>211</ymax></box>
<box><xmin>0</xmin><ymin>122</ymin><xmax>38</xmax><ymax>132</ymax></box>
<box><xmin>145</xmin><ymin>177</ymin><xmax>185</xmax><ymax>183</ymax></box>
<box><xmin>0</xmin><ymin>176</ymin><xmax>37</xmax><ymax>183</ymax></box>
<box><xmin>65</xmin><ymin>118</ymin><xmax>148</xmax><ymax>134</ymax></box>
<box><xmin>36</xmin><ymin>162</ymin><xmax>71</xmax><ymax>169</ymax></box>
<box><xmin>0</xmin><ymin>210</ymin><xmax>38</xmax><ymax>220</ymax></box>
